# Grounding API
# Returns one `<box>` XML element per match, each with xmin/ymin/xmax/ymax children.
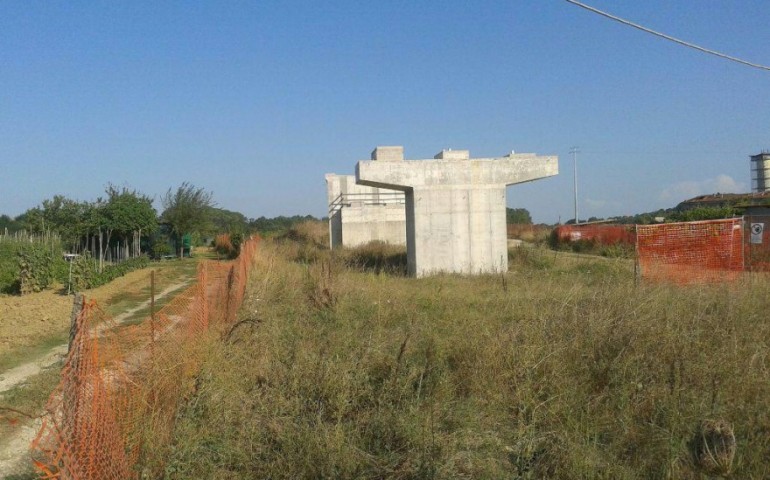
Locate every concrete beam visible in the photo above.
<box><xmin>356</xmin><ymin>152</ymin><xmax>558</xmax><ymax>189</ymax></box>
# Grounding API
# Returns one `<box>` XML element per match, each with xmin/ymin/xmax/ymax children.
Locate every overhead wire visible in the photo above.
<box><xmin>563</xmin><ymin>0</ymin><xmax>770</xmax><ymax>72</ymax></box>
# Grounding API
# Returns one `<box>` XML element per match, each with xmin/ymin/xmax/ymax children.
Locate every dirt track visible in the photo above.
<box><xmin>0</xmin><ymin>266</ymin><xmax>196</xmax><ymax>479</ymax></box>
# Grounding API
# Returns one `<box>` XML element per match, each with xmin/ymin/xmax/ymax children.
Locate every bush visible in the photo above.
<box><xmin>69</xmin><ymin>252</ymin><xmax>150</xmax><ymax>291</ymax></box>
<box><xmin>17</xmin><ymin>243</ymin><xmax>67</xmax><ymax>294</ymax></box>
<box><xmin>70</xmin><ymin>251</ymin><xmax>99</xmax><ymax>292</ymax></box>
<box><xmin>278</xmin><ymin>220</ymin><xmax>329</xmax><ymax>249</ymax></box>
<box><xmin>0</xmin><ymin>242</ymin><xmax>19</xmax><ymax>293</ymax></box>
<box><xmin>230</xmin><ymin>232</ymin><xmax>244</xmax><ymax>256</ymax></box>
<box><xmin>150</xmin><ymin>237</ymin><xmax>173</xmax><ymax>260</ymax></box>
<box><xmin>98</xmin><ymin>255</ymin><xmax>150</xmax><ymax>285</ymax></box>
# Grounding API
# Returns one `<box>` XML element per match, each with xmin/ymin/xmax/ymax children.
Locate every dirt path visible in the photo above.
<box><xmin>0</xmin><ymin>282</ymin><xmax>189</xmax><ymax>395</ymax></box>
<box><xmin>0</xmin><ymin>281</ymin><xmax>189</xmax><ymax>479</ymax></box>
<box><xmin>0</xmin><ymin>419</ymin><xmax>40</xmax><ymax>478</ymax></box>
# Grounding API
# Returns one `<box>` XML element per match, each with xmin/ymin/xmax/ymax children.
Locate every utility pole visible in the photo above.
<box><xmin>570</xmin><ymin>146</ymin><xmax>580</xmax><ymax>224</ymax></box>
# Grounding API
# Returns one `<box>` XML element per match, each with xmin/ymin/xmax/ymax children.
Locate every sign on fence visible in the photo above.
<box><xmin>750</xmin><ymin>223</ymin><xmax>764</xmax><ymax>244</ymax></box>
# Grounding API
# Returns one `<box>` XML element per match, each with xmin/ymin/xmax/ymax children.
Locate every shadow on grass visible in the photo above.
<box><xmin>340</xmin><ymin>242</ymin><xmax>408</xmax><ymax>276</ymax></box>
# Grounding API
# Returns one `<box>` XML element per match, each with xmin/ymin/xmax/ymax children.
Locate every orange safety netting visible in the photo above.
<box><xmin>636</xmin><ymin>219</ymin><xmax>743</xmax><ymax>284</ymax></box>
<box><xmin>554</xmin><ymin>224</ymin><xmax>635</xmax><ymax>245</ymax></box>
<box><xmin>30</xmin><ymin>237</ymin><xmax>259</xmax><ymax>479</ymax></box>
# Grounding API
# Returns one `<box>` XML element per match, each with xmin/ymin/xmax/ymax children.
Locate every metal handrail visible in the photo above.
<box><xmin>328</xmin><ymin>192</ymin><xmax>406</xmax><ymax>215</ymax></box>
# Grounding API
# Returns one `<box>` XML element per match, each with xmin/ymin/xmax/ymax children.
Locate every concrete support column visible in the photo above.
<box><xmin>356</xmin><ymin>147</ymin><xmax>558</xmax><ymax>277</ymax></box>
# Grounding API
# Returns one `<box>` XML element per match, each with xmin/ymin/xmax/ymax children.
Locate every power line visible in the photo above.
<box><xmin>563</xmin><ymin>0</ymin><xmax>770</xmax><ymax>72</ymax></box>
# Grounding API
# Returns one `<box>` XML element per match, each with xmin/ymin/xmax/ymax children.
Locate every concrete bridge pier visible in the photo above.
<box><xmin>356</xmin><ymin>146</ymin><xmax>558</xmax><ymax>277</ymax></box>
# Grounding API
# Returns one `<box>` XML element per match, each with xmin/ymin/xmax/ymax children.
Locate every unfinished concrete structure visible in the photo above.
<box><xmin>356</xmin><ymin>146</ymin><xmax>558</xmax><ymax>277</ymax></box>
<box><xmin>325</xmin><ymin>173</ymin><xmax>406</xmax><ymax>248</ymax></box>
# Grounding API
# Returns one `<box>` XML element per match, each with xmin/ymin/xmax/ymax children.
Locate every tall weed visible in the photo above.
<box><xmin>165</xmin><ymin>240</ymin><xmax>770</xmax><ymax>479</ymax></box>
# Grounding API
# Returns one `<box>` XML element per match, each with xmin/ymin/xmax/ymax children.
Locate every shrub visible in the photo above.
<box><xmin>278</xmin><ymin>220</ymin><xmax>329</xmax><ymax>249</ymax></box>
<box><xmin>69</xmin><ymin>252</ymin><xmax>150</xmax><ymax>291</ymax></box>
<box><xmin>230</xmin><ymin>232</ymin><xmax>244</xmax><ymax>256</ymax></box>
<box><xmin>69</xmin><ymin>251</ymin><xmax>99</xmax><ymax>292</ymax></box>
<box><xmin>150</xmin><ymin>237</ymin><xmax>173</xmax><ymax>260</ymax></box>
<box><xmin>0</xmin><ymin>242</ymin><xmax>19</xmax><ymax>293</ymax></box>
<box><xmin>214</xmin><ymin>234</ymin><xmax>235</xmax><ymax>257</ymax></box>
<box><xmin>16</xmin><ymin>243</ymin><xmax>66</xmax><ymax>294</ymax></box>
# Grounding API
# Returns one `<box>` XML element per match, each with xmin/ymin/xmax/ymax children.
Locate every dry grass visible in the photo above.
<box><xmin>164</xmin><ymin>240</ymin><xmax>770</xmax><ymax>479</ymax></box>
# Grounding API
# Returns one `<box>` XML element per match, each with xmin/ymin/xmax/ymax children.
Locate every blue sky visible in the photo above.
<box><xmin>1</xmin><ymin>0</ymin><xmax>768</xmax><ymax>223</ymax></box>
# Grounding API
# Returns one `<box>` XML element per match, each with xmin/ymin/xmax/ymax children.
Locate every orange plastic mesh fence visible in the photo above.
<box><xmin>30</xmin><ymin>237</ymin><xmax>259</xmax><ymax>479</ymax></box>
<box><xmin>636</xmin><ymin>218</ymin><xmax>743</xmax><ymax>284</ymax></box>
<box><xmin>555</xmin><ymin>224</ymin><xmax>636</xmax><ymax>246</ymax></box>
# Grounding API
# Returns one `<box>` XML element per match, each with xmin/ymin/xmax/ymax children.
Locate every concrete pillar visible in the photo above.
<box><xmin>356</xmin><ymin>147</ymin><xmax>558</xmax><ymax>277</ymax></box>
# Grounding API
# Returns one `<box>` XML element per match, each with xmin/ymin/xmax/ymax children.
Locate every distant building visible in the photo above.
<box><xmin>751</xmin><ymin>151</ymin><xmax>770</xmax><ymax>193</ymax></box>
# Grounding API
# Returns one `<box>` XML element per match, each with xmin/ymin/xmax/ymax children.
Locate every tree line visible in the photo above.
<box><xmin>2</xmin><ymin>182</ymin><xmax>320</xmax><ymax>262</ymax></box>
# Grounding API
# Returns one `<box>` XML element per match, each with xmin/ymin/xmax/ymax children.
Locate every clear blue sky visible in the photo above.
<box><xmin>1</xmin><ymin>1</ymin><xmax>768</xmax><ymax>224</ymax></box>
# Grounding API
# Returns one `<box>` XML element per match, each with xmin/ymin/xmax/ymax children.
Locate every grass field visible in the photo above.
<box><xmin>163</xmin><ymin>226</ymin><xmax>770</xmax><ymax>479</ymax></box>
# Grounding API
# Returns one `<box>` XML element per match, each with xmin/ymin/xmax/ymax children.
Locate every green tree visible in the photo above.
<box><xmin>0</xmin><ymin>214</ymin><xmax>23</xmax><ymax>234</ymax></box>
<box><xmin>506</xmin><ymin>207</ymin><xmax>532</xmax><ymax>225</ymax></box>
<box><xmin>21</xmin><ymin>195</ymin><xmax>92</xmax><ymax>251</ymax></box>
<box><xmin>207</xmin><ymin>207</ymin><xmax>249</xmax><ymax>236</ymax></box>
<box><xmin>248</xmin><ymin>215</ymin><xmax>318</xmax><ymax>234</ymax></box>
<box><xmin>161</xmin><ymin>183</ymin><xmax>215</xmax><ymax>257</ymax></box>
<box><xmin>102</xmin><ymin>184</ymin><xmax>158</xmax><ymax>259</ymax></box>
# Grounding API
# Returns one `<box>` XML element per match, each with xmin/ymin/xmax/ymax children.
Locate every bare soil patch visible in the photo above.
<box><xmin>0</xmin><ymin>290</ymin><xmax>71</xmax><ymax>366</ymax></box>
<box><xmin>0</xmin><ymin>266</ymin><xmax>195</xmax><ymax>367</ymax></box>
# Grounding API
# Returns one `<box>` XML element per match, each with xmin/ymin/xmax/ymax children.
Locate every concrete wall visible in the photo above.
<box><xmin>356</xmin><ymin>148</ymin><xmax>558</xmax><ymax>277</ymax></box>
<box><xmin>325</xmin><ymin>173</ymin><xmax>406</xmax><ymax>248</ymax></box>
<box><xmin>339</xmin><ymin>203</ymin><xmax>406</xmax><ymax>247</ymax></box>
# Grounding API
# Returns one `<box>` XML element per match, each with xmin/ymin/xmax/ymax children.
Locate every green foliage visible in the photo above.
<box><xmin>19</xmin><ymin>186</ymin><xmax>158</xmax><ymax>257</ymax></box>
<box><xmin>670</xmin><ymin>206</ymin><xmax>736</xmax><ymax>222</ymax></box>
<box><xmin>0</xmin><ymin>214</ymin><xmax>23</xmax><ymax>233</ymax></box>
<box><xmin>509</xmin><ymin>245</ymin><xmax>555</xmax><ymax>270</ymax></box>
<box><xmin>249</xmin><ymin>215</ymin><xmax>318</xmax><ymax>235</ymax></box>
<box><xmin>21</xmin><ymin>195</ymin><xmax>93</xmax><ymax>250</ymax></box>
<box><xmin>230</xmin><ymin>232</ymin><xmax>244</xmax><ymax>256</ymax></box>
<box><xmin>98</xmin><ymin>256</ymin><xmax>150</xmax><ymax>285</ymax></box>
<box><xmin>600</xmin><ymin>242</ymin><xmax>635</xmax><ymax>258</ymax></box>
<box><xmin>69</xmin><ymin>251</ymin><xmax>99</xmax><ymax>292</ymax></box>
<box><xmin>0</xmin><ymin>232</ymin><xmax>63</xmax><ymax>293</ymax></box>
<box><xmin>207</xmin><ymin>207</ymin><xmax>249</xmax><ymax>236</ymax></box>
<box><xmin>161</xmin><ymin>183</ymin><xmax>215</xmax><ymax>255</ymax></box>
<box><xmin>506</xmin><ymin>207</ymin><xmax>533</xmax><ymax>224</ymax></box>
<box><xmin>69</xmin><ymin>252</ymin><xmax>150</xmax><ymax>291</ymax></box>
<box><xmin>16</xmin><ymin>244</ymin><xmax>66</xmax><ymax>294</ymax></box>
<box><xmin>102</xmin><ymin>184</ymin><xmax>158</xmax><ymax>237</ymax></box>
<box><xmin>599</xmin><ymin>208</ymin><xmax>673</xmax><ymax>225</ymax></box>
<box><xmin>0</xmin><ymin>245</ymin><xmax>17</xmax><ymax>293</ymax></box>
<box><xmin>150</xmin><ymin>236</ymin><xmax>174</xmax><ymax>259</ymax></box>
